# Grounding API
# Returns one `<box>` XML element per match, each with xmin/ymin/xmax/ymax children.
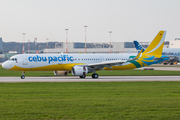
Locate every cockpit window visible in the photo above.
<box><xmin>8</xmin><ymin>58</ymin><xmax>17</xmax><ymax>61</ymax></box>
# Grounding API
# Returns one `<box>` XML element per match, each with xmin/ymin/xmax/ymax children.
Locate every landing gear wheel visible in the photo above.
<box><xmin>92</xmin><ymin>73</ymin><xmax>99</xmax><ymax>79</ymax></box>
<box><xmin>21</xmin><ymin>71</ymin><xmax>25</xmax><ymax>79</ymax></box>
<box><xmin>21</xmin><ymin>75</ymin><xmax>25</xmax><ymax>79</ymax></box>
<box><xmin>79</xmin><ymin>75</ymin><xmax>86</xmax><ymax>78</ymax></box>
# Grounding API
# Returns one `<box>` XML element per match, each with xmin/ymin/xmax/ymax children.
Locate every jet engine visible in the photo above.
<box><xmin>71</xmin><ymin>66</ymin><xmax>88</xmax><ymax>76</ymax></box>
<box><xmin>53</xmin><ymin>71</ymin><xmax>70</xmax><ymax>76</ymax></box>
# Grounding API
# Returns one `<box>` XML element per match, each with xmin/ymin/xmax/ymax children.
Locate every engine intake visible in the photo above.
<box><xmin>71</xmin><ymin>66</ymin><xmax>88</xmax><ymax>76</ymax></box>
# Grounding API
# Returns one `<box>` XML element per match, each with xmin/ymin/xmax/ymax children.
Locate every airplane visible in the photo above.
<box><xmin>134</xmin><ymin>41</ymin><xmax>179</xmax><ymax>65</ymax></box>
<box><xmin>2</xmin><ymin>31</ymin><xmax>170</xmax><ymax>79</ymax></box>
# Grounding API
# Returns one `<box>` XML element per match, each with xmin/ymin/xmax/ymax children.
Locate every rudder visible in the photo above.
<box><xmin>142</xmin><ymin>31</ymin><xmax>166</xmax><ymax>56</ymax></box>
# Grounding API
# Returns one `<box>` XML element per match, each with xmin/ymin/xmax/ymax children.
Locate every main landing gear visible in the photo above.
<box><xmin>21</xmin><ymin>71</ymin><xmax>25</xmax><ymax>79</ymax></box>
<box><xmin>92</xmin><ymin>73</ymin><xmax>99</xmax><ymax>79</ymax></box>
<box><xmin>79</xmin><ymin>73</ymin><xmax>99</xmax><ymax>79</ymax></box>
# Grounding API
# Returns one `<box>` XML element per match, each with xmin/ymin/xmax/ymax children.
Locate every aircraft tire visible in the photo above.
<box><xmin>92</xmin><ymin>73</ymin><xmax>98</xmax><ymax>79</ymax></box>
<box><xmin>21</xmin><ymin>75</ymin><xmax>25</xmax><ymax>79</ymax></box>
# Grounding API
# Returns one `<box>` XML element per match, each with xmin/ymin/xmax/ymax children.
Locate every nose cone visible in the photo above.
<box><xmin>2</xmin><ymin>61</ymin><xmax>13</xmax><ymax>70</ymax></box>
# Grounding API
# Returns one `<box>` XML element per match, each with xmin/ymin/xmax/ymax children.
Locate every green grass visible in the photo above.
<box><xmin>1</xmin><ymin>65</ymin><xmax>180</xmax><ymax>76</ymax></box>
<box><xmin>0</xmin><ymin>82</ymin><xmax>180</xmax><ymax>119</ymax></box>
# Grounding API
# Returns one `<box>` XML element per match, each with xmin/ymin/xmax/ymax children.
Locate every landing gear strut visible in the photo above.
<box><xmin>21</xmin><ymin>71</ymin><xmax>25</xmax><ymax>79</ymax></box>
<box><xmin>92</xmin><ymin>73</ymin><xmax>99</xmax><ymax>79</ymax></box>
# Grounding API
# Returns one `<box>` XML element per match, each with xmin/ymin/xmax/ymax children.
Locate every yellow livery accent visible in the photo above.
<box><xmin>143</xmin><ymin>31</ymin><xmax>166</xmax><ymax>56</ymax></box>
<box><xmin>9</xmin><ymin>63</ymin><xmax>85</xmax><ymax>71</ymax></box>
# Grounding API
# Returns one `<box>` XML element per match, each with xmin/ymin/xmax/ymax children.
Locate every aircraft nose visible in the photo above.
<box><xmin>2</xmin><ymin>61</ymin><xmax>13</xmax><ymax>69</ymax></box>
<box><xmin>2</xmin><ymin>62</ymin><xmax>7</xmax><ymax>69</ymax></box>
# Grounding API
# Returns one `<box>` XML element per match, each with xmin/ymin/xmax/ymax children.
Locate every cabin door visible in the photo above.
<box><xmin>22</xmin><ymin>55</ymin><xmax>28</xmax><ymax>65</ymax></box>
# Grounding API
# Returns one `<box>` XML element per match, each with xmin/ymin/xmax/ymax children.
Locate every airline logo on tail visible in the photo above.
<box><xmin>142</xmin><ymin>31</ymin><xmax>166</xmax><ymax>56</ymax></box>
<box><xmin>134</xmin><ymin>31</ymin><xmax>166</xmax><ymax>57</ymax></box>
<box><xmin>133</xmin><ymin>41</ymin><xmax>145</xmax><ymax>52</ymax></box>
<box><xmin>132</xmin><ymin>31</ymin><xmax>168</xmax><ymax>67</ymax></box>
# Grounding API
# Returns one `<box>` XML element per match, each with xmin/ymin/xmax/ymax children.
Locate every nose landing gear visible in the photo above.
<box><xmin>21</xmin><ymin>71</ymin><xmax>25</xmax><ymax>79</ymax></box>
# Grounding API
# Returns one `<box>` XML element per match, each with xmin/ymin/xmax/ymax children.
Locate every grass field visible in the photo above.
<box><xmin>0</xmin><ymin>82</ymin><xmax>180</xmax><ymax>119</ymax></box>
<box><xmin>1</xmin><ymin>65</ymin><xmax>180</xmax><ymax>77</ymax></box>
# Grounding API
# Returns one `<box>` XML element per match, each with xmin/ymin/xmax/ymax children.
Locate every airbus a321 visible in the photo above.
<box><xmin>2</xmin><ymin>31</ymin><xmax>170</xmax><ymax>79</ymax></box>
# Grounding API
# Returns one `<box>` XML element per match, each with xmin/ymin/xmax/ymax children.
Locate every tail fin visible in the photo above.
<box><xmin>133</xmin><ymin>41</ymin><xmax>145</xmax><ymax>52</ymax></box>
<box><xmin>142</xmin><ymin>31</ymin><xmax>166</xmax><ymax>56</ymax></box>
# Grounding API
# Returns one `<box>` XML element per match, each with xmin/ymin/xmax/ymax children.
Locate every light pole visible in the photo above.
<box><xmin>22</xmin><ymin>33</ymin><xmax>25</xmax><ymax>54</ymax></box>
<box><xmin>84</xmin><ymin>26</ymin><xmax>88</xmax><ymax>53</ymax></box>
<box><xmin>34</xmin><ymin>38</ymin><xmax>37</xmax><ymax>50</ymax></box>
<box><xmin>28</xmin><ymin>39</ymin><xmax>30</xmax><ymax>54</ymax></box>
<box><xmin>65</xmin><ymin>29</ymin><xmax>69</xmax><ymax>53</ymax></box>
<box><xmin>109</xmin><ymin>31</ymin><xmax>112</xmax><ymax>54</ymax></box>
<box><xmin>47</xmin><ymin>38</ymin><xmax>49</xmax><ymax>54</ymax></box>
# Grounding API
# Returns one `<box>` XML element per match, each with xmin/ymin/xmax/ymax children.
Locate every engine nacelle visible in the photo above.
<box><xmin>71</xmin><ymin>66</ymin><xmax>88</xmax><ymax>76</ymax></box>
<box><xmin>54</xmin><ymin>71</ymin><xmax>70</xmax><ymax>76</ymax></box>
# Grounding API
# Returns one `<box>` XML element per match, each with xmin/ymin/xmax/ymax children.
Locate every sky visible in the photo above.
<box><xmin>0</xmin><ymin>0</ymin><xmax>180</xmax><ymax>43</ymax></box>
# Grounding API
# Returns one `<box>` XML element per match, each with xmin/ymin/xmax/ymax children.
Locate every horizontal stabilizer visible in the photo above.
<box><xmin>128</xmin><ymin>49</ymin><xmax>143</xmax><ymax>61</ymax></box>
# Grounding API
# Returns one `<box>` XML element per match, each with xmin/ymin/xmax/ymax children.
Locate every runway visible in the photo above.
<box><xmin>0</xmin><ymin>76</ymin><xmax>179</xmax><ymax>83</ymax></box>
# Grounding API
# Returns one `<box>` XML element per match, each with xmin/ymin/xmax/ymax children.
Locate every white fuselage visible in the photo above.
<box><xmin>2</xmin><ymin>53</ymin><xmax>137</xmax><ymax>71</ymax></box>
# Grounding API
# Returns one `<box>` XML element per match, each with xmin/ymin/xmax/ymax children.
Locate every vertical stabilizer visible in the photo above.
<box><xmin>142</xmin><ymin>31</ymin><xmax>166</xmax><ymax>56</ymax></box>
<box><xmin>133</xmin><ymin>41</ymin><xmax>145</xmax><ymax>52</ymax></box>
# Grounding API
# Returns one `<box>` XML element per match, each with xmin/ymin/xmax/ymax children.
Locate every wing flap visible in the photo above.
<box><xmin>88</xmin><ymin>60</ymin><xmax>126</xmax><ymax>69</ymax></box>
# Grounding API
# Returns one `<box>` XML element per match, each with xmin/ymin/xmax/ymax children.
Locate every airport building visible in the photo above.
<box><xmin>43</xmin><ymin>42</ymin><xmax>138</xmax><ymax>54</ymax></box>
<box><xmin>43</xmin><ymin>41</ymin><xmax>169</xmax><ymax>54</ymax></box>
<box><xmin>169</xmin><ymin>38</ymin><xmax>180</xmax><ymax>48</ymax></box>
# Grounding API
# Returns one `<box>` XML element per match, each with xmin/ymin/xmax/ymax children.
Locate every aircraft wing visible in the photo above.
<box><xmin>87</xmin><ymin>49</ymin><xmax>143</xmax><ymax>70</ymax></box>
<box><xmin>88</xmin><ymin>60</ymin><xmax>126</xmax><ymax>70</ymax></box>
